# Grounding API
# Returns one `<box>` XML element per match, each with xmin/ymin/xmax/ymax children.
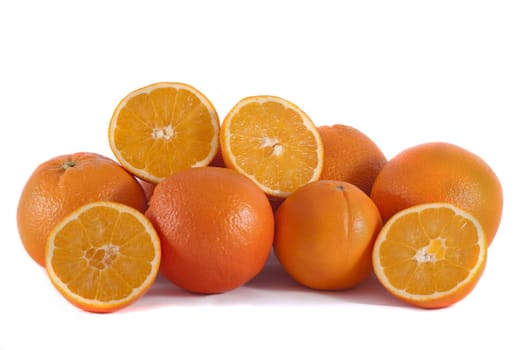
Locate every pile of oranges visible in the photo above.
<box><xmin>17</xmin><ymin>82</ymin><xmax>503</xmax><ymax>312</ymax></box>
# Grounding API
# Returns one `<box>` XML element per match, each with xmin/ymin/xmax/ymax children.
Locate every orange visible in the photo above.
<box><xmin>145</xmin><ymin>166</ymin><xmax>274</xmax><ymax>294</ymax></box>
<box><xmin>370</xmin><ymin>142</ymin><xmax>503</xmax><ymax>245</ymax></box>
<box><xmin>274</xmin><ymin>180</ymin><xmax>383</xmax><ymax>290</ymax></box>
<box><xmin>108</xmin><ymin>82</ymin><xmax>220</xmax><ymax>184</ymax></box>
<box><xmin>45</xmin><ymin>201</ymin><xmax>161</xmax><ymax>313</ymax></box>
<box><xmin>17</xmin><ymin>152</ymin><xmax>147</xmax><ymax>267</ymax></box>
<box><xmin>220</xmin><ymin>95</ymin><xmax>323</xmax><ymax>198</ymax></box>
<box><xmin>318</xmin><ymin>124</ymin><xmax>387</xmax><ymax>195</ymax></box>
<box><xmin>372</xmin><ymin>202</ymin><xmax>487</xmax><ymax>308</ymax></box>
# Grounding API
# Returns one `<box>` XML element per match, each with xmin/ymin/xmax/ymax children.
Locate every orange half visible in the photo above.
<box><xmin>220</xmin><ymin>95</ymin><xmax>323</xmax><ymax>198</ymax></box>
<box><xmin>108</xmin><ymin>82</ymin><xmax>220</xmax><ymax>183</ymax></box>
<box><xmin>372</xmin><ymin>202</ymin><xmax>487</xmax><ymax>308</ymax></box>
<box><xmin>45</xmin><ymin>201</ymin><xmax>161</xmax><ymax>313</ymax></box>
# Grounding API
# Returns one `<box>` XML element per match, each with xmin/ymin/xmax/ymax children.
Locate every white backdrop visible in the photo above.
<box><xmin>2</xmin><ymin>1</ymin><xmax>524</xmax><ymax>349</ymax></box>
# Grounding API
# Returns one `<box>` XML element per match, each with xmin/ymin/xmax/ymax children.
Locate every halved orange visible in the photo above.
<box><xmin>45</xmin><ymin>201</ymin><xmax>161</xmax><ymax>313</ymax></box>
<box><xmin>372</xmin><ymin>203</ymin><xmax>487</xmax><ymax>309</ymax></box>
<box><xmin>108</xmin><ymin>82</ymin><xmax>220</xmax><ymax>183</ymax></box>
<box><xmin>220</xmin><ymin>95</ymin><xmax>323</xmax><ymax>198</ymax></box>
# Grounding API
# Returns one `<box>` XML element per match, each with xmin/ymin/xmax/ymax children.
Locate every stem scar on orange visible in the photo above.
<box><xmin>274</xmin><ymin>180</ymin><xmax>383</xmax><ymax>290</ymax></box>
<box><xmin>17</xmin><ymin>152</ymin><xmax>147</xmax><ymax>266</ymax></box>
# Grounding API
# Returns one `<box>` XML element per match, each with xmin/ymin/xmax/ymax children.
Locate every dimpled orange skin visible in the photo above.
<box><xmin>17</xmin><ymin>152</ymin><xmax>147</xmax><ymax>266</ymax></box>
<box><xmin>318</xmin><ymin>124</ymin><xmax>387</xmax><ymax>195</ymax></box>
<box><xmin>370</xmin><ymin>142</ymin><xmax>503</xmax><ymax>245</ymax></box>
<box><xmin>145</xmin><ymin>166</ymin><xmax>275</xmax><ymax>294</ymax></box>
<box><xmin>274</xmin><ymin>180</ymin><xmax>383</xmax><ymax>290</ymax></box>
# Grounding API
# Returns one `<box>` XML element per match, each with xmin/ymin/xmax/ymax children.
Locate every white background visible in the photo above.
<box><xmin>1</xmin><ymin>1</ymin><xmax>524</xmax><ymax>349</ymax></box>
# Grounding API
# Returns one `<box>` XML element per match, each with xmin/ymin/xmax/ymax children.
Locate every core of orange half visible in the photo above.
<box><xmin>220</xmin><ymin>95</ymin><xmax>323</xmax><ymax>198</ymax></box>
<box><xmin>45</xmin><ymin>201</ymin><xmax>161</xmax><ymax>313</ymax></box>
<box><xmin>108</xmin><ymin>82</ymin><xmax>220</xmax><ymax>183</ymax></box>
<box><xmin>372</xmin><ymin>203</ymin><xmax>487</xmax><ymax>309</ymax></box>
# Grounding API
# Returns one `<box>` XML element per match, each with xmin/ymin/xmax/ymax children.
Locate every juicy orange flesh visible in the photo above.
<box><xmin>379</xmin><ymin>207</ymin><xmax>480</xmax><ymax>295</ymax></box>
<box><xmin>113</xmin><ymin>87</ymin><xmax>216</xmax><ymax>178</ymax></box>
<box><xmin>50</xmin><ymin>206</ymin><xmax>157</xmax><ymax>302</ymax></box>
<box><xmin>228</xmin><ymin>101</ymin><xmax>320</xmax><ymax>194</ymax></box>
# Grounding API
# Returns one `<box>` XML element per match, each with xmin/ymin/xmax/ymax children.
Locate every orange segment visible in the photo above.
<box><xmin>45</xmin><ymin>201</ymin><xmax>161</xmax><ymax>313</ymax></box>
<box><xmin>108</xmin><ymin>82</ymin><xmax>220</xmax><ymax>183</ymax></box>
<box><xmin>372</xmin><ymin>202</ymin><xmax>487</xmax><ymax>309</ymax></box>
<box><xmin>220</xmin><ymin>95</ymin><xmax>323</xmax><ymax>198</ymax></box>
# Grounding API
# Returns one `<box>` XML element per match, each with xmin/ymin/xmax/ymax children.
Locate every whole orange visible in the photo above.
<box><xmin>145</xmin><ymin>166</ymin><xmax>274</xmax><ymax>294</ymax></box>
<box><xmin>274</xmin><ymin>180</ymin><xmax>383</xmax><ymax>290</ymax></box>
<box><xmin>318</xmin><ymin>124</ymin><xmax>387</xmax><ymax>195</ymax></box>
<box><xmin>17</xmin><ymin>152</ymin><xmax>147</xmax><ymax>266</ymax></box>
<box><xmin>370</xmin><ymin>142</ymin><xmax>503</xmax><ymax>245</ymax></box>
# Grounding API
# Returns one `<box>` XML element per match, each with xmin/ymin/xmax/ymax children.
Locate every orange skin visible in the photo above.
<box><xmin>145</xmin><ymin>166</ymin><xmax>274</xmax><ymax>294</ymax></box>
<box><xmin>17</xmin><ymin>152</ymin><xmax>147</xmax><ymax>266</ymax></box>
<box><xmin>274</xmin><ymin>180</ymin><xmax>383</xmax><ymax>290</ymax></box>
<box><xmin>318</xmin><ymin>124</ymin><xmax>387</xmax><ymax>195</ymax></box>
<box><xmin>370</xmin><ymin>142</ymin><xmax>503</xmax><ymax>245</ymax></box>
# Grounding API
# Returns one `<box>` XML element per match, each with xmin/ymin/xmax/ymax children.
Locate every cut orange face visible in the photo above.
<box><xmin>45</xmin><ymin>201</ymin><xmax>161</xmax><ymax>313</ymax></box>
<box><xmin>220</xmin><ymin>95</ymin><xmax>323</xmax><ymax>198</ymax></box>
<box><xmin>372</xmin><ymin>203</ymin><xmax>487</xmax><ymax>309</ymax></box>
<box><xmin>108</xmin><ymin>82</ymin><xmax>220</xmax><ymax>183</ymax></box>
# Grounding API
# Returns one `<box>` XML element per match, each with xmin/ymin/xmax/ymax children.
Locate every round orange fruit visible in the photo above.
<box><xmin>318</xmin><ymin>124</ymin><xmax>387</xmax><ymax>195</ymax></box>
<box><xmin>145</xmin><ymin>166</ymin><xmax>274</xmax><ymax>294</ymax></box>
<box><xmin>17</xmin><ymin>152</ymin><xmax>147</xmax><ymax>266</ymax></box>
<box><xmin>274</xmin><ymin>180</ymin><xmax>383</xmax><ymax>290</ymax></box>
<box><xmin>220</xmin><ymin>95</ymin><xmax>324</xmax><ymax>198</ymax></box>
<box><xmin>373</xmin><ymin>203</ymin><xmax>487</xmax><ymax>308</ymax></box>
<box><xmin>45</xmin><ymin>201</ymin><xmax>161</xmax><ymax>313</ymax></box>
<box><xmin>108</xmin><ymin>82</ymin><xmax>220</xmax><ymax>184</ymax></box>
<box><xmin>370</xmin><ymin>142</ymin><xmax>503</xmax><ymax>245</ymax></box>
